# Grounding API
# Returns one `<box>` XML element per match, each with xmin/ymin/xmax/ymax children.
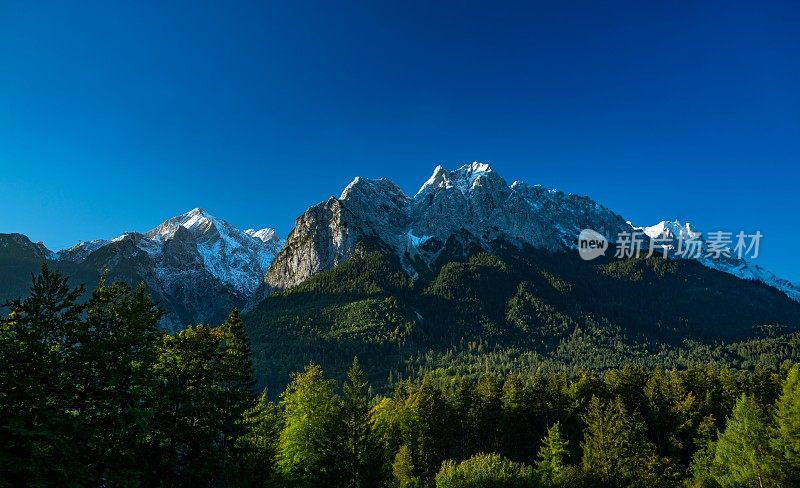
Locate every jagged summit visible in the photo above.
<box><xmin>53</xmin><ymin>208</ymin><xmax>283</xmax><ymax>329</ymax></box>
<box><xmin>416</xmin><ymin>162</ymin><xmax>496</xmax><ymax>195</ymax></box>
<box><xmin>264</xmin><ymin>163</ymin><xmax>800</xmax><ymax>304</ymax></box>
<box><xmin>146</xmin><ymin>207</ymin><xmax>221</xmax><ymax>240</ymax></box>
<box><xmin>340</xmin><ymin>176</ymin><xmax>407</xmax><ymax>202</ymax></box>
<box><xmin>266</xmin><ymin>162</ymin><xmax>632</xmax><ymax>289</ymax></box>
<box><xmin>245</xmin><ymin>228</ymin><xmax>280</xmax><ymax>244</ymax></box>
<box><xmin>640</xmin><ymin>220</ymin><xmax>700</xmax><ymax>240</ymax></box>
<box><xmin>6</xmin><ymin>161</ymin><xmax>798</xmax><ymax>333</ymax></box>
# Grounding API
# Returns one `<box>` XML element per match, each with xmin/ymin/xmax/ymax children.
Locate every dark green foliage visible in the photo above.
<box><xmin>70</xmin><ymin>278</ymin><xmax>163</xmax><ymax>486</ymax></box>
<box><xmin>245</xmin><ymin>244</ymin><xmax>800</xmax><ymax>394</ymax></box>
<box><xmin>148</xmin><ymin>325</ymin><xmax>230</xmax><ymax>485</ymax></box>
<box><xmin>0</xmin><ymin>264</ymin><xmax>85</xmax><ymax>485</ymax></box>
<box><xmin>580</xmin><ymin>396</ymin><xmax>657</xmax><ymax>486</ymax></box>
<box><xmin>435</xmin><ymin>453</ymin><xmax>535</xmax><ymax>488</ymax></box>
<box><xmin>343</xmin><ymin>358</ymin><xmax>386</xmax><ymax>487</ymax></box>
<box><xmin>0</xmin><ymin>267</ymin><xmax>278</xmax><ymax>487</ymax></box>
<box><xmin>5</xmin><ymin>254</ymin><xmax>800</xmax><ymax>487</ymax></box>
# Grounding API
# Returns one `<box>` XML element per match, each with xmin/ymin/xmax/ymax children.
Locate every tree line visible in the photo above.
<box><xmin>2</xmin><ymin>266</ymin><xmax>800</xmax><ymax>487</ymax></box>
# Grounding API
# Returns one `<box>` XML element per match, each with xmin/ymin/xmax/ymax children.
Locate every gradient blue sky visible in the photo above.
<box><xmin>1</xmin><ymin>1</ymin><xmax>798</xmax><ymax>280</ymax></box>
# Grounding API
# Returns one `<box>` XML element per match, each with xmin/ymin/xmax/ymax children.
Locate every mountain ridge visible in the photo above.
<box><xmin>2</xmin><ymin>163</ymin><xmax>799</xmax><ymax>334</ymax></box>
<box><xmin>261</xmin><ymin>163</ymin><xmax>800</xmax><ymax>303</ymax></box>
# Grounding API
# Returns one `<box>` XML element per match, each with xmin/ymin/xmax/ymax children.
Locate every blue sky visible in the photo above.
<box><xmin>1</xmin><ymin>1</ymin><xmax>798</xmax><ymax>281</ymax></box>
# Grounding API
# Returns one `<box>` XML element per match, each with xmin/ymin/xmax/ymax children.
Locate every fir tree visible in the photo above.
<box><xmin>70</xmin><ymin>279</ymin><xmax>162</xmax><ymax>486</ymax></box>
<box><xmin>342</xmin><ymin>357</ymin><xmax>386</xmax><ymax>487</ymax></box>
<box><xmin>220</xmin><ymin>308</ymin><xmax>259</xmax><ymax>485</ymax></box>
<box><xmin>278</xmin><ymin>363</ymin><xmax>346</xmax><ymax>487</ymax></box>
<box><xmin>0</xmin><ymin>264</ymin><xmax>84</xmax><ymax>485</ymax></box>
<box><xmin>537</xmin><ymin>422</ymin><xmax>569</xmax><ymax>476</ymax></box>
<box><xmin>581</xmin><ymin>396</ymin><xmax>653</xmax><ymax>486</ymax></box>
<box><xmin>775</xmin><ymin>365</ymin><xmax>800</xmax><ymax>484</ymax></box>
<box><xmin>713</xmin><ymin>394</ymin><xmax>782</xmax><ymax>488</ymax></box>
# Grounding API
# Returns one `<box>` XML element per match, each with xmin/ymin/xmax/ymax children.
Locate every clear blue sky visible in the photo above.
<box><xmin>1</xmin><ymin>1</ymin><xmax>798</xmax><ymax>281</ymax></box>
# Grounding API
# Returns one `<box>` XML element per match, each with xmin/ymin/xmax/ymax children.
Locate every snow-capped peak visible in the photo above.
<box><xmin>56</xmin><ymin>239</ymin><xmax>109</xmax><ymax>262</ymax></box>
<box><xmin>416</xmin><ymin>162</ymin><xmax>495</xmax><ymax>195</ymax></box>
<box><xmin>245</xmin><ymin>227</ymin><xmax>279</xmax><ymax>244</ymax></box>
<box><xmin>461</xmin><ymin>161</ymin><xmax>492</xmax><ymax>175</ymax></box>
<box><xmin>417</xmin><ymin>165</ymin><xmax>448</xmax><ymax>195</ymax></box>
<box><xmin>147</xmin><ymin>207</ymin><xmax>220</xmax><ymax>240</ymax></box>
<box><xmin>640</xmin><ymin>220</ymin><xmax>700</xmax><ymax>240</ymax></box>
<box><xmin>181</xmin><ymin>207</ymin><xmax>215</xmax><ymax>230</ymax></box>
<box><xmin>340</xmin><ymin>176</ymin><xmax>365</xmax><ymax>199</ymax></box>
<box><xmin>636</xmin><ymin>219</ymin><xmax>800</xmax><ymax>303</ymax></box>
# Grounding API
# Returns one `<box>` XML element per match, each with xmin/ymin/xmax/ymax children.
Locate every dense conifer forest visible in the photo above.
<box><xmin>2</xmin><ymin>266</ymin><xmax>800</xmax><ymax>487</ymax></box>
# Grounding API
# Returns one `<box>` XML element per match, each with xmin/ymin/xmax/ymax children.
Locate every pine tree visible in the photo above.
<box><xmin>0</xmin><ymin>264</ymin><xmax>85</xmax><ymax>485</ymax></box>
<box><xmin>537</xmin><ymin>422</ymin><xmax>569</xmax><ymax>476</ymax></box>
<box><xmin>278</xmin><ymin>363</ymin><xmax>346</xmax><ymax>487</ymax></box>
<box><xmin>713</xmin><ymin>394</ymin><xmax>783</xmax><ymax>488</ymax></box>
<box><xmin>775</xmin><ymin>365</ymin><xmax>800</xmax><ymax>483</ymax></box>
<box><xmin>342</xmin><ymin>357</ymin><xmax>386</xmax><ymax>487</ymax></box>
<box><xmin>70</xmin><ymin>280</ymin><xmax>162</xmax><ymax>486</ymax></box>
<box><xmin>220</xmin><ymin>308</ymin><xmax>259</xmax><ymax>485</ymax></box>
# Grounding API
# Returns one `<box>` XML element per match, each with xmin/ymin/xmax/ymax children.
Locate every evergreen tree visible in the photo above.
<box><xmin>278</xmin><ymin>363</ymin><xmax>346</xmax><ymax>487</ymax></box>
<box><xmin>147</xmin><ymin>325</ymin><xmax>228</xmax><ymax>486</ymax></box>
<box><xmin>537</xmin><ymin>422</ymin><xmax>569</xmax><ymax>477</ymax></box>
<box><xmin>713</xmin><ymin>394</ymin><xmax>782</xmax><ymax>488</ymax></box>
<box><xmin>775</xmin><ymin>365</ymin><xmax>800</xmax><ymax>484</ymax></box>
<box><xmin>687</xmin><ymin>415</ymin><xmax>720</xmax><ymax>488</ymax></box>
<box><xmin>70</xmin><ymin>280</ymin><xmax>162</xmax><ymax>486</ymax></box>
<box><xmin>581</xmin><ymin>396</ymin><xmax>653</xmax><ymax>486</ymax></box>
<box><xmin>237</xmin><ymin>392</ymin><xmax>282</xmax><ymax>487</ymax></box>
<box><xmin>220</xmin><ymin>308</ymin><xmax>259</xmax><ymax>485</ymax></box>
<box><xmin>411</xmin><ymin>377</ymin><xmax>449</xmax><ymax>481</ymax></box>
<box><xmin>342</xmin><ymin>357</ymin><xmax>386</xmax><ymax>487</ymax></box>
<box><xmin>392</xmin><ymin>444</ymin><xmax>419</xmax><ymax>488</ymax></box>
<box><xmin>0</xmin><ymin>264</ymin><xmax>84</xmax><ymax>485</ymax></box>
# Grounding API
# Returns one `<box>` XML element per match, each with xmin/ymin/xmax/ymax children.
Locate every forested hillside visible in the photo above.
<box><xmin>2</xmin><ymin>266</ymin><xmax>800</xmax><ymax>487</ymax></box>
<box><xmin>245</xmin><ymin>242</ymin><xmax>800</xmax><ymax>393</ymax></box>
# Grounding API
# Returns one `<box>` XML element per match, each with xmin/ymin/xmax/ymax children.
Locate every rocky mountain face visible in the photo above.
<box><xmin>265</xmin><ymin>163</ymin><xmax>633</xmax><ymax>290</ymax></box>
<box><xmin>636</xmin><ymin>219</ymin><xmax>800</xmax><ymax>302</ymax></box>
<box><xmin>259</xmin><ymin>162</ymin><xmax>800</xmax><ymax>307</ymax></box>
<box><xmin>3</xmin><ymin>163</ymin><xmax>799</xmax><ymax>332</ymax></box>
<box><xmin>263</xmin><ymin>163</ymin><xmax>800</xmax><ymax>303</ymax></box>
<box><xmin>2</xmin><ymin>209</ymin><xmax>282</xmax><ymax>330</ymax></box>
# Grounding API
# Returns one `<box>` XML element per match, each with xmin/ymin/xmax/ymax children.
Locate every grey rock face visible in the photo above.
<box><xmin>265</xmin><ymin>163</ymin><xmax>632</xmax><ymax>290</ymax></box>
<box><xmin>57</xmin><ymin>208</ymin><xmax>282</xmax><ymax>330</ymax></box>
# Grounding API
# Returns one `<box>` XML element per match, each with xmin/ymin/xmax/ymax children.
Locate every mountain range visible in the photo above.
<box><xmin>1</xmin><ymin>163</ymin><xmax>798</xmax><ymax>338</ymax></box>
<box><xmin>1</xmin><ymin>208</ymin><xmax>282</xmax><ymax>329</ymax></box>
